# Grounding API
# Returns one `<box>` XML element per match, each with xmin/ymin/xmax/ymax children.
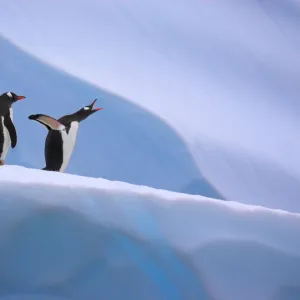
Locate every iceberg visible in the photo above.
<box><xmin>0</xmin><ymin>165</ymin><xmax>299</xmax><ymax>300</ymax></box>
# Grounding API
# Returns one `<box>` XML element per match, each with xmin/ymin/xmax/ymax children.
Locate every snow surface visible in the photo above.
<box><xmin>1</xmin><ymin>0</ymin><xmax>300</xmax><ymax>212</ymax></box>
<box><xmin>0</xmin><ymin>165</ymin><xmax>300</xmax><ymax>300</ymax></box>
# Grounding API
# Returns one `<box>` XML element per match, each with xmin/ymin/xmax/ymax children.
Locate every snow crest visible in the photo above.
<box><xmin>0</xmin><ymin>166</ymin><xmax>300</xmax><ymax>300</ymax></box>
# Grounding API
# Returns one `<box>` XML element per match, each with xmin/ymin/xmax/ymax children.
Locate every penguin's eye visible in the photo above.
<box><xmin>83</xmin><ymin>106</ymin><xmax>90</xmax><ymax>110</ymax></box>
<box><xmin>7</xmin><ymin>92</ymin><xmax>12</xmax><ymax>98</ymax></box>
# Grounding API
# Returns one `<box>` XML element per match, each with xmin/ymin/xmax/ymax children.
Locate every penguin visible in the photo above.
<box><xmin>0</xmin><ymin>92</ymin><xmax>25</xmax><ymax>165</ymax></box>
<box><xmin>28</xmin><ymin>98</ymin><xmax>102</xmax><ymax>172</ymax></box>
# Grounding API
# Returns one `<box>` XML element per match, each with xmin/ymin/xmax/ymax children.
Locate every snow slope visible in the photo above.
<box><xmin>0</xmin><ymin>36</ymin><xmax>221</xmax><ymax>199</ymax></box>
<box><xmin>0</xmin><ymin>165</ymin><xmax>300</xmax><ymax>300</ymax></box>
<box><xmin>1</xmin><ymin>1</ymin><xmax>300</xmax><ymax>211</ymax></box>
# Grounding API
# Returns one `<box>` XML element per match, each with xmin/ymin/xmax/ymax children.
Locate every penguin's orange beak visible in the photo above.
<box><xmin>15</xmin><ymin>95</ymin><xmax>25</xmax><ymax>100</ymax></box>
<box><xmin>90</xmin><ymin>98</ymin><xmax>102</xmax><ymax>111</ymax></box>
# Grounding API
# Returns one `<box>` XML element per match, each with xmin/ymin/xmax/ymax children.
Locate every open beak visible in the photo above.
<box><xmin>90</xmin><ymin>98</ymin><xmax>103</xmax><ymax>112</ymax></box>
<box><xmin>15</xmin><ymin>95</ymin><xmax>26</xmax><ymax>101</ymax></box>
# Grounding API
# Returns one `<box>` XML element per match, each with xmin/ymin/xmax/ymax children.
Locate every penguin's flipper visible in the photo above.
<box><xmin>4</xmin><ymin>114</ymin><xmax>17</xmax><ymax>148</ymax></box>
<box><xmin>28</xmin><ymin>114</ymin><xmax>66</xmax><ymax>131</ymax></box>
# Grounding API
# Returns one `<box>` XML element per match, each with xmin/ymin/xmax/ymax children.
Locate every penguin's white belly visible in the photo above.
<box><xmin>0</xmin><ymin>117</ymin><xmax>11</xmax><ymax>160</ymax></box>
<box><xmin>60</xmin><ymin>121</ymin><xmax>79</xmax><ymax>172</ymax></box>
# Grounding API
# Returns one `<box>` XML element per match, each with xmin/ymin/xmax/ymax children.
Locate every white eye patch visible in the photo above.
<box><xmin>83</xmin><ymin>106</ymin><xmax>90</xmax><ymax>110</ymax></box>
<box><xmin>7</xmin><ymin>92</ymin><xmax>12</xmax><ymax>98</ymax></box>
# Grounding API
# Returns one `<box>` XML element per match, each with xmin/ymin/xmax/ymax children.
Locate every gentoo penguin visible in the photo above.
<box><xmin>28</xmin><ymin>99</ymin><xmax>102</xmax><ymax>172</ymax></box>
<box><xmin>0</xmin><ymin>92</ymin><xmax>25</xmax><ymax>165</ymax></box>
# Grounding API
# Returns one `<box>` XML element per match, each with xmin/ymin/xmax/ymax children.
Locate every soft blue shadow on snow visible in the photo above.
<box><xmin>0</xmin><ymin>196</ymin><xmax>212</xmax><ymax>300</ymax></box>
<box><xmin>0</xmin><ymin>35</ymin><xmax>222</xmax><ymax>199</ymax></box>
<box><xmin>113</xmin><ymin>193</ymin><xmax>211</xmax><ymax>300</ymax></box>
<box><xmin>193</xmin><ymin>239</ymin><xmax>300</xmax><ymax>300</ymax></box>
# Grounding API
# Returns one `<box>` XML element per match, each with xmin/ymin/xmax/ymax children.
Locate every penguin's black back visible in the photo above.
<box><xmin>0</xmin><ymin>102</ymin><xmax>10</xmax><ymax>117</ymax></box>
<box><xmin>44</xmin><ymin>130</ymin><xmax>64</xmax><ymax>171</ymax></box>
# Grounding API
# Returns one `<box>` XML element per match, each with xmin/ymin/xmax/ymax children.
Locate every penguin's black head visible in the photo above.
<box><xmin>75</xmin><ymin>99</ymin><xmax>103</xmax><ymax>122</ymax></box>
<box><xmin>0</xmin><ymin>92</ymin><xmax>26</xmax><ymax>105</ymax></box>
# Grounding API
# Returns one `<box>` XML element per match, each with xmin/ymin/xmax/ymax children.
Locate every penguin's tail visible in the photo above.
<box><xmin>42</xmin><ymin>166</ymin><xmax>53</xmax><ymax>171</ymax></box>
<box><xmin>42</xmin><ymin>166</ymin><xmax>61</xmax><ymax>172</ymax></box>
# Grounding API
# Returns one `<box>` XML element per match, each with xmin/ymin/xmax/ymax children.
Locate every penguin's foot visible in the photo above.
<box><xmin>0</xmin><ymin>160</ymin><xmax>4</xmax><ymax>166</ymax></box>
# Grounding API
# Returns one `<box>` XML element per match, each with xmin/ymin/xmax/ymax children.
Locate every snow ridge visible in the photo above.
<box><xmin>0</xmin><ymin>166</ymin><xmax>300</xmax><ymax>300</ymax></box>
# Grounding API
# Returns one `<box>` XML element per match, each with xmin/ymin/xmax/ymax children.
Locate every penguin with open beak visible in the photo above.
<box><xmin>28</xmin><ymin>98</ymin><xmax>102</xmax><ymax>172</ymax></box>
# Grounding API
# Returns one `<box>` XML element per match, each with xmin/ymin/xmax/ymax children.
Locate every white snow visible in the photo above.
<box><xmin>1</xmin><ymin>0</ymin><xmax>300</xmax><ymax>212</ymax></box>
<box><xmin>0</xmin><ymin>165</ymin><xmax>300</xmax><ymax>300</ymax></box>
